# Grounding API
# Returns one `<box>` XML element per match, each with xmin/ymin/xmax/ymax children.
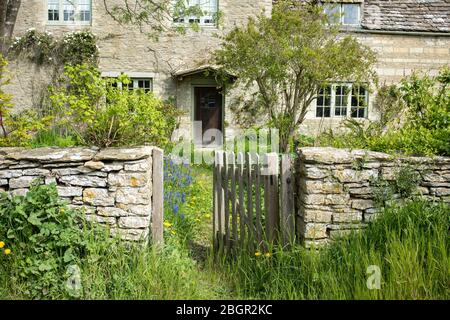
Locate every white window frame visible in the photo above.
<box><xmin>46</xmin><ymin>0</ymin><xmax>92</xmax><ymax>25</ymax></box>
<box><xmin>316</xmin><ymin>83</ymin><xmax>368</xmax><ymax>119</ymax></box>
<box><xmin>111</xmin><ymin>78</ymin><xmax>154</xmax><ymax>93</ymax></box>
<box><xmin>128</xmin><ymin>78</ymin><xmax>154</xmax><ymax>93</ymax></box>
<box><xmin>323</xmin><ymin>2</ymin><xmax>361</xmax><ymax>27</ymax></box>
<box><xmin>173</xmin><ymin>0</ymin><xmax>218</xmax><ymax>26</ymax></box>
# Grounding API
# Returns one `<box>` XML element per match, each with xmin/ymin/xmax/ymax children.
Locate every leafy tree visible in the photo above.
<box><xmin>103</xmin><ymin>0</ymin><xmax>213</xmax><ymax>39</ymax></box>
<box><xmin>215</xmin><ymin>1</ymin><xmax>377</xmax><ymax>151</ymax></box>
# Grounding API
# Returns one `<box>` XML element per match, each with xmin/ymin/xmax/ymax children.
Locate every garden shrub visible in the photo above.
<box><xmin>48</xmin><ymin>64</ymin><xmax>181</xmax><ymax>148</ymax></box>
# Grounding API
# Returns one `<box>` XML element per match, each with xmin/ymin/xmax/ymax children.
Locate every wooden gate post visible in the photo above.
<box><xmin>281</xmin><ymin>154</ymin><xmax>295</xmax><ymax>246</ymax></box>
<box><xmin>265</xmin><ymin>153</ymin><xmax>280</xmax><ymax>244</ymax></box>
<box><xmin>152</xmin><ymin>148</ymin><xmax>164</xmax><ymax>247</ymax></box>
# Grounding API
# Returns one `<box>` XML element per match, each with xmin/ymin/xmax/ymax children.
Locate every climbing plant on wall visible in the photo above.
<box><xmin>9</xmin><ymin>29</ymin><xmax>99</xmax><ymax>67</ymax></box>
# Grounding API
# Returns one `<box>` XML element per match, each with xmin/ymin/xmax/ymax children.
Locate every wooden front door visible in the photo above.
<box><xmin>194</xmin><ymin>86</ymin><xmax>223</xmax><ymax>146</ymax></box>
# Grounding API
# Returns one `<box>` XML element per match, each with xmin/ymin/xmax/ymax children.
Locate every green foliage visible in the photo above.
<box><xmin>317</xmin><ymin>67</ymin><xmax>450</xmax><ymax>156</ymax></box>
<box><xmin>0</xmin><ymin>54</ymin><xmax>51</xmax><ymax>147</ymax></box>
<box><xmin>30</xmin><ymin>128</ymin><xmax>79</xmax><ymax>148</ymax></box>
<box><xmin>104</xmin><ymin>0</ymin><xmax>222</xmax><ymax>40</ymax></box>
<box><xmin>10</xmin><ymin>29</ymin><xmax>98</xmax><ymax>66</ymax></box>
<box><xmin>48</xmin><ymin>64</ymin><xmax>181</xmax><ymax>148</ymax></box>
<box><xmin>0</xmin><ymin>182</ymin><xmax>88</xmax><ymax>298</ymax></box>
<box><xmin>215</xmin><ymin>0</ymin><xmax>376</xmax><ymax>151</ymax></box>
<box><xmin>371</xmin><ymin>165</ymin><xmax>422</xmax><ymax>206</ymax></box>
<box><xmin>0</xmin><ymin>171</ymin><xmax>226</xmax><ymax>300</ymax></box>
<box><xmin>217</xmin><ymin>200</ymin><xmax>449</xmax><ymax>299</ymax></box>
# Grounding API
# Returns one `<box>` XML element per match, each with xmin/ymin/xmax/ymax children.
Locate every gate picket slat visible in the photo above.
<box><xmin>213</xmin><ymin>152</ymin><xmax>218</xmax><ymax>250</ymax></box>
<box><xmin>230</xmin><ymin>153</ymin><xmax>238</xmax><ymax>248</ymax></box>
<box><xmin>217</xmin><ymin>151</ymin><xmax>225</xmax><ymax>251</ymax></box>
<box><xmin>246</xmin><ymin>152</ymin><xmax>254</xmax><ymax>249</ymax></box>
<box><xmin>223</xmin><ymin>152</ymin><xmax>230</xmax><ymax>251</ymax></box>
<box><xmin>266</xmin><ymin>153</ymin><xmax>280</xmax><ymax>243</ymax></box>
<box><xmin>281</xmin><ymin>154</ymin><xmax>295</xmax><ymax>245</ymax></box>
<box><xmin>237</xmin><ymin>152</ymin><xmax>246</xmax><ymax>248</ymax></box>
<box><xmin>254</xmin><ymin>154</ymin><xmax>262</xmax><ymax>247</ymax></box>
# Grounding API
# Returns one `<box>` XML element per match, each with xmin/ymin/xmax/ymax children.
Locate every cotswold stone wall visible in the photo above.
<box><xmin>0</xmin><ymin>146</ymin><xmax>163</xmax><ymax>243</ymax></box>
<box><xmin>297</xmin><ymin>147</ymin><xmax>450</xmax><ymax>247</ymax></box>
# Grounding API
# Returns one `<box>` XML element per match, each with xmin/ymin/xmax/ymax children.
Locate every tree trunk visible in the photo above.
<box><xmin>0</xmin><ymin>0</ymin><xmax>21</xmax><ymax>55</ymax></box>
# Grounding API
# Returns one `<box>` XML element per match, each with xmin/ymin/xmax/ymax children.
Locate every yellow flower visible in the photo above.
<box><xmin>171</xmin><ymin>230</ymin><xmax>177</xmax><ymax>235</ymax></box>
<box><xmin>4</xmin><ymin>249</ymin><xmax>11</xmax><ymax>255</ymax></box>
<box><xmin>255</xmin><ymin>251</ymin><xmax>262</xmax><ymax>257</ymax></box>
<box><xmin>60</xmin><ymin>208</ymin><xmax>65</xmax><ymax>214</ymax></box>
<box><xmin>264</xmin><ymin>252</ymin><xmax>272</xmax><ymax>258</ymax></box>
<box><xmin>204</xmin><ymin>214</ymin><xmax>211</xmax><ymax>219</ymax></box>
<box><xmin>163</xmin><ymin>221</ymin><xmax>173</xmax><ymax>228</ymax></box>
<box><xmin>0</xmin><ymin>241</ymin><xmax>4</xmax><ymax>249</ymax></box>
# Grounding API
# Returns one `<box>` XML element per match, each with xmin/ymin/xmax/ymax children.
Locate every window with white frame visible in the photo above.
<box><xmin>47</xmin><ymin>0</ymin><xmax>91</xmax><ymax>24</ymax></box>
<box><xmin>316</xmin><ymin>86</ymin><xmax>332</xmax><ymax>118</ymax></box>
<box><xmin>351</xmin><ymin>85</ymin><xmax>368</xmax><ymax>118</ymax></box>
<box><xmin>173</xmin><ymin>0</ymin><xmax>218</xmax><ymax>25</ymax></box>
<box><xmin>127</xmin><ymin>79</ymin><xmax>153</xmax><ymax>93</ymax></box>
<box><xmin>111</xmin><ymin>78</ymin><xmax>153</xmax><ymax>93</ymax></box>
<box><xmin>316</xmin><ymin>84</ymin><xmax>368</xmax><ymax>119</ymax></box>
<box><xmin>323</xmin><ymin>2</ymin><xmax>361</xmax><ymax>26</ymax></box>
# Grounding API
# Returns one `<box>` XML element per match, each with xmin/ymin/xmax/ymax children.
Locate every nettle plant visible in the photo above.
<box><xmin>0</xmin><ymin>181</ymin><xmax>87</xmax><ymax>299</ymax></box>
<box><xmin>9</xmin><ymin>29</ymin><xmax>98</xmax><ymax>66</ymax></box>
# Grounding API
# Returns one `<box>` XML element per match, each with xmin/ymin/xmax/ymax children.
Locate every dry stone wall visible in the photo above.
<box><xmin>0</xmin><ymin>146</ymin><xmax>163</xmax><ymax>242</ymax></box>
<box><xmin>296</xmin><ymin>147</ymin><xmax>450</xmax><ymax>248</ymax></box>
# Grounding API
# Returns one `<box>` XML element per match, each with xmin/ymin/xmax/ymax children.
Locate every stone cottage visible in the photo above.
<box><xmin>5</xmin><ymin>0</ymin><xmax>450</xmax><ymax>143</ymax></box>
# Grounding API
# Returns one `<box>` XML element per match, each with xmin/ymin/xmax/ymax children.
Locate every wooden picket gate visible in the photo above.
<box><xmin>213</xmin><ymin>151</ymin><xmax>296</xmax><ymax>254</ymax></box>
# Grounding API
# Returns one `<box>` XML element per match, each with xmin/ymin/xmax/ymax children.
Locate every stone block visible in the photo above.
<box><xmin>57</xmin><ymin>186</ymin><xmax>83</xmax><ymax>197</ymax></box>
<box><xmin>351</xmin><ymin>199</ymin><xmax>375</xmax><ymax>210</ymax></box>
<box><xmin>9</xmin><ymin>176</ymin><xmax>40</xmax><ymax>189</ymax></box>
<box><xmin>332</xmin><ymin>210</ymin><xmax>363</xmax><ymax>223</ymax></box>
<box><xmin>83</xmin><ymin>188</ymin><xmax>115</xmax><ymax>206</ymax></box>
<box><xmin>116</xmin><ymin>187</ymin><xmax>151</xmax><ymax>205</ymax></box>
<box><xmin>301</xmin><ymin>209</ymin><xmax>333</xmax><ymax>223</ymax></box>
<box><xmin>118</xmin><ymin>216</ymin><xmax>151</xmax><ymax>229</ymax></box>
<box><xmin>94</xmin><ymin>147</ymin><xmax>153</xmax><ymax>161</ymax></box>
<box><xmin>60</xmin><ymin>175</ymin><xmax>107</xmax><ymax>187</ymax></box>
<box><xmin>124</xmin><ymin>159</ymin><xmax>152</xmax><ymax>172</ymax></box>
<box><xmin>108</xmin><ymin>172</ymin><xmax>149</xmax><ymax>188</ymax></box>
<box><xmin>97</xmin><ymin>207</ymin><xmax>129</xmax><ymax>217</ymax></box>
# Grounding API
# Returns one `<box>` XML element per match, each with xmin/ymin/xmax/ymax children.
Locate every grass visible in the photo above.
<box><xmin>214</xmin><ymin>200</ymin><xmax>449</xmax><ymax>300</ymax></box>
<box><xmin>1</xmin><ymin>165</ymin><xmax>448</xmax><ymax>300</ymax></box>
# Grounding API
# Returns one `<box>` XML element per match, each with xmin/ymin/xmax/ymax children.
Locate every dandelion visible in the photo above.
<box><xmin>255</xmin><ymin>251</ymin><xmax>262</xmax><ymax>257</ymax></box>
<box><xmin>4</xmin><ymin>249</ymin><xmax>11</xmax><ymax>255</ymax></box>
<box><xmin>264</xmin><ymin>252</ymin><xmax>272</xmax><ymax>258</ymax></box>
<box><xmin>0</xmin><ymin>241</ymin><xmax>4</xmax><ymax>249</ymax></box>
<box><xmin>171</xmin><ymin>230</ymin><xmax>177</xmax><ymax>235</ymax></box>
<box><xmin>163</xmin><ymin>221</ymin><xmax>173</xmax><ymax>228</ymax></box>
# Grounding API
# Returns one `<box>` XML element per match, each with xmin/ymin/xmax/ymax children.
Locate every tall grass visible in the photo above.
<box><xmin>216</xmin><ymin>200</ymin><xmax>449</xmax><ymax>300</ymax></box>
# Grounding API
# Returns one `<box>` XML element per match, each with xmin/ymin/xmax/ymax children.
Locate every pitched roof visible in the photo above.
<box><xmin>362</xmin><ymin>0</ymin><xmax>450</xmax><ymax>33</ymax></box>
<box><xmin>272</xmin><ymin>0</ymin><xmax>450</xmax><ymax>33</ymax></box>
